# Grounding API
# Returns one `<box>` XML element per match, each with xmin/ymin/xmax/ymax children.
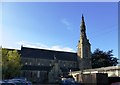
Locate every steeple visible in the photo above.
<box><xmin>82</xmin><ymin>14</ymin><xmax>85</xmax><ymax>23</ymax></box>
<box><xmin>77</xmin><ymin>14</ymin><xmax>92</xmax><ymax>70</ymax></box>
<box><xmin>80</xmin><ymin>14</ymin><xmax>86</xmax><ymax>33</ymax></box>
<box><xmin>80</xmin><ymin>15</ymin><xmax>87</xmax><ymax>39</ymax></box>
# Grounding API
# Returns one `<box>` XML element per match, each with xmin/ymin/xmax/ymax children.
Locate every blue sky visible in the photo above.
<box><xmin>2</xmin><ymin>2</ymin><xmax>118</xmax><ymax>58</ymax></box>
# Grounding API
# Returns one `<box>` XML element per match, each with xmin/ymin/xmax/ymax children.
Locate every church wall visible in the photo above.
<box><xmin>58</xmin><ymin>60</ymin><xmax>77</xmax><ymax>68</ymax></box>
<box><xmin>21</xmin><ymin>70</ymin><xmax>48</xmax><ymax>83</ymax></box>
<box><xmin>21</xmin><ymin>57</ymin><xmax>78</xmax><ymax>68</ymax></box>
<box><xmin>21</xmin><ymin>58</ymin><xmax>53</xmax><ymax>66</ymax></box>
<box><xmin>21</xmin><ymin>57</ymin><xmax>78</xmax><ymax>83</ymax></box>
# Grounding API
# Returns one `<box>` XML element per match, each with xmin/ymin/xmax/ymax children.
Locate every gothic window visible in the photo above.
<box><xmin>74</xmin><ymin>62</ymin><xmax>76</xmax><ymax>67</ymax></box>
<box><xmin>25</xmin><ymin>62</ymin><xmax>27</xmax><ymax>65</ymax></box>
<box><xmin>63</xmin><ymin>61</ymin><xmax>66</xmax><ymax>66</ymax></box>
<box><xmin>23</xmin><ymin>71</ymin><xmax>25</xmax><ymax>77</ymax></box>
<box><xmin>29</xmin><ymin>62</ymin><xmax>31</xmax><ymax>65</ymax></box>
<box><xmin>78</xmin><ymin>47</ymin><xmax>81</xmax><ymax>57</ymax></box>
<box><xmin>36</xmin><ymin>58</ymin><xmax>37</xmax><ymax>62</ymax></box>
<box><xmin>38</xmin><ymin>63</ymin><xmax>40</xmax><ymax>65</ymax></box>
<box><xmin>79</xmin><ymin>48</ymin><xmax>81</xmax><ymax>55</ymax></box>
<box><xmin>24</xmin><ymin>71</ymin><xmax>27</xmax><ymax>77</ymax></box>
<box><xmin>37</xmin><ymin>71</ymin><xmax>40</xmax><ymax>78</ymax></box>
<box><xmin>31</xmin><ymin>71</ymin><xmax>32</xmax><ymax>77</ymax></box>
<box><xmin>49</xmin><ymin>60</ymin><xmax>52</xmax><ymax>66</ymax></box>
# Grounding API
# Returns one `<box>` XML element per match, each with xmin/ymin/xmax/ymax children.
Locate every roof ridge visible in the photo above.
<box><xmin>22</xmin><ymin>46</ymin><xmax>76</xmax><ymax>54</ymax></box>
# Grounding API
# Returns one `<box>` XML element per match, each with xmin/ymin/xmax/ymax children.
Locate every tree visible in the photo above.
<box><xmin>92</xmin><ymin>48</ymin><xmax>119</xmax><ymax>68</ymax></box>
<box><xmin>2</xmin><ymin>48</ymin><xmax>22</xmax><ymax>79</ymax></box>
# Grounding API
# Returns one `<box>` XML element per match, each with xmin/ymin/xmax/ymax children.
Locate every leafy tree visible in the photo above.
<box><xmin>0</xmin><ymin>48</ymin><xmax>2</xmax><ymax>80</ymax></box>
<box><xmin>2</xmin><ymin>48</ymin><xmax>22</xmax><ymax>79</ymax></box>
<box><xmin>92</xmin><ymin>48</ymin><xmax>119</xmax><ymax>68</ymax></box>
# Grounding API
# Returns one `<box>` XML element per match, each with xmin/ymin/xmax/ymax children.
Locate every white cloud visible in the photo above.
<box><xmin>61</xmin><ymin>18</ymin><xmax>70</xmax><ymax>26</ymax></box>
<box><xmin>61</xmin><ymin>18</ymin><xmax>72</xmax><ymax>30</ymax></box>
<box><xmin>17</xmin><ymin>41</ymin><xmax>76</xmax><ymax>53</ymax></box>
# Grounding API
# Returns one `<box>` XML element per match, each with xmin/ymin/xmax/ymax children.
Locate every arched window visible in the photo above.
<box><xmin>25</xmin><ymin>62</ymin><xmax>27</xmax><ymax>65</ymax></box>
<box><xmin>31</xmin><ymin>71</ymin><xmax>32</xmax><ymax>77</ymax></box>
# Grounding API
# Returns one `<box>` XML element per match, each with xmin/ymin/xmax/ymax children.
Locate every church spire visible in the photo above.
<box><xmin>80</xmin><ymin>14</ymin><xmax>86</xmax><ymax>32</ymax></box>
<box><xmin>82</xmin><ymin>14</ymin><xmax>84</xmax><ymax>23</ymax></box>
<box><xmin>80</xmin><ymin>14</ymin><xmax>86</xmax><ymax>38</ymax></box>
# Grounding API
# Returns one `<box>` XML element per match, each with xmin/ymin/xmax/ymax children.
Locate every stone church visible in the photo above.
<box><xmin>18</xmin><ymin>15</ymin><xmax>91</xmax><ymax>83</ymax></box>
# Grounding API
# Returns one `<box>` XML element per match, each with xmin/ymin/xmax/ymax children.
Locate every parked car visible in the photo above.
<box><xmin>0</xmin><ymin>78</ymin><xmax>32</xmax><ymax>85</ymax></box>
<box><xmin>111</xmin><ymin>82</ymin><xmax>120</xmax><ymax>85</ymax></box>
<box><xmin>60</xmin><ymin>78</ymin><xmax>79</xmax><ymax>85</ymax></box>
<box><xmin>0</xmin><ymin>80</ymin><xmax>16</xmax><ymax>85</ymax></box>
<box><xmin>8</xmin><ymin>78</ymin><xmax>32</xmax><ymax>85</ymax></box>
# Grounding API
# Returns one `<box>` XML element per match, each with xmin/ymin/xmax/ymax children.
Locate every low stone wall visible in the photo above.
<box><xmin>76</xmin><ymin>73</ymin><xmax>108</xmax><ymax>85</ymax></box>
<box><xmin>108</xmin><ymin>77</ymin><xmax>120</xmax><ymax>85</ymax></box>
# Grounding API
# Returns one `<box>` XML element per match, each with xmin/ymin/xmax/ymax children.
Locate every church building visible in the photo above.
<box><xmin>18</xmin><ymin>15</ymin><xmax>92</xmax><ymax>83</ymax></box>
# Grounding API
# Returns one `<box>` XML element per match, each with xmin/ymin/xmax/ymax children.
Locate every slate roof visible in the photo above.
<box><xmin>20</xmin><ymin>47</ymin><xmax>78</xmax><ymax>61</ymax></box>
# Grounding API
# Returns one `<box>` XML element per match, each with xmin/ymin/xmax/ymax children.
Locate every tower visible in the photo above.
<box><xmin>77</xmin><ymin>15</ymin><xmax>92</xmax><ymax>70</ymax></box>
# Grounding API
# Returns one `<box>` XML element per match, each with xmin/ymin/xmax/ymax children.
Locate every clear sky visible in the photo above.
<box><xmin>2</xmin><ymin>2</ymin><xmax>118</xmax><ymax>58</ymax></box>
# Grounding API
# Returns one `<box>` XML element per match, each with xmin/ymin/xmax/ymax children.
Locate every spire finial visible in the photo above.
<box><xmin>82</xmin><ymin>14</ymin><xmax>84</xmax><ymax>18</ymax></box>
<box><xmin>82</xmin><ymin>14</ymin><xmax>84</xmax><ymax>22</ymax></box>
